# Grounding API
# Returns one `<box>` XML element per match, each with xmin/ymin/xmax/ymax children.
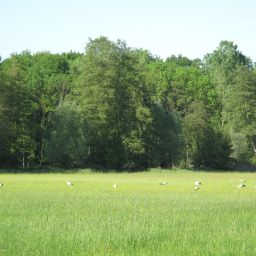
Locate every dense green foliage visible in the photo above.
<box><xmin>1</xmin><ymin>170</ymin><xmax>256</xmax><ymax>255</ymax></box>
<box><xmin>0</xmin><ymin>38</ymin><xmax>255</xmax><ymax>169</ymax></box>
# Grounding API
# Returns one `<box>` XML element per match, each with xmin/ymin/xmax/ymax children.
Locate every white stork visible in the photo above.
<box><xmin>66</xmin><ymin>180</ymin><xmax>74</xmax><ymax>186</ymax></box>
<box><xmin>194</xmin><ymin>181</ymin><xmax>202</xmax><ymax>191</ymax></box>
<box><xmin>237</xmin><ymin>179</ymin><xmax>246</xmax><ymax>188</ymax></box>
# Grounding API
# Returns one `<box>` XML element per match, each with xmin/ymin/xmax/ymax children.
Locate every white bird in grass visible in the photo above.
<box><xmin>195</xmin><ymin>181</ymin><xmax>202</xmax><ymax>186</ymax></box>
<box><xmin>66</xmin><ymin>180</ymin><xmax>73</xmax><ymax>186</ymax></box>
<box><xmin>0</xmin><ymin>183</ymin><xmax>3</xmax><ymax>188</ymax></box>
<box><xmin>237</xmin><ymin>179</ymin><xmax>246</xmax><ymax>188</ymax></box>
<box><xmin>160</xmin><ymin>181</ymin><xmax>168</xmax><ymax>185</ymax></box>
<box><xmin>237</xmin><ymin>183</ymin><xmax>246</xmax><ymax>188</ymax></box>
<box><xmin>113</xmin><ymin>184</ymin><xmax>117</xmax><ymax>189</ymax></box>
<box><xmin>194</xmin><ymin>181</ymin><xmax>202</xmax><ymax>191</ymax></box>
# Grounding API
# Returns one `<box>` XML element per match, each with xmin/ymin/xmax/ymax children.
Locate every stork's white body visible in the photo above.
<box><xmin>66</xmin><ymin>180</ymin><xmax>73</xmax><ymax>186</ymax></box>
<box><xmin>194</xmin><ymin>181</ymin><xmax>202</xmax><ymax>191</ymax></box>
<box><xmin>195</xmin><ymin>181</ymin><xmax>202</xmax><ymax>186</ymax></box>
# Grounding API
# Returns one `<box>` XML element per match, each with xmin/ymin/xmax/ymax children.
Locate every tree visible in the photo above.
<box><xmin>25</xmin><ymin>52</ymin><xmax>73</xmax><ymax>166</ymax></box>
<box><xmin>0</xmin><ymin>51</ymin><xmax>78</xmax><ymax>167</ymax></box>
<box><xmin>0</xmin><ymin>61</ymin><xmax>13</xmax><ymax>166</ymax></box>
<box><xmin>204</xmin><ymin>40</ymin><xmax>252</xmax><ymax>126</ymax></box>
<box><xmin>182</xmin><ymin>101</ymin><xmax>232</xmax><ymax>168</ymax></box>
<box><xmin>145</xmin><ymin>56</ymin><xmax>217</xmax><ymax>117</ymax></box>
<box><xmin>0</xmin><ymin>51</ymin><xmax>35</xmax><ymax>167</ymax></box>
<box><xmin>148</xmin><ymin>105</ymin><xmax>181</xmax><ymax>168</ymax></box>
<box><xmin>45</xmin><ymin>103</ymin><xmax>88</xmax><ymax>167</ymax></box>
<box><xmin>225</xmin><ymin>66</ymin><xmax>256</xmax><ymax>159</ymax></box>
<box><xmin>74</xmin><ymin>37</ymin><xmax>155</xmax><ymax>168</ymax></box>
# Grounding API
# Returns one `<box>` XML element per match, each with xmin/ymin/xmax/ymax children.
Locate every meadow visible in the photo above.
<box><xmin>0</xmin><ymin>169</ymin><xmax>256</xmax><ymax>256</ymax></box>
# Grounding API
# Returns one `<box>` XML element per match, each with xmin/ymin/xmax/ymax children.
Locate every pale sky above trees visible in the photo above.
<box><xmin>1</xmin><ymin>0</ymin><xmax>256</xmax><ymax>61</ymax></box>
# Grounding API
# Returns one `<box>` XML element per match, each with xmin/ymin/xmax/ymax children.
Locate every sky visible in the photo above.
<box><xmin>1</xmin><ymin>0</ymin><xmax>256</xmax><ymax>61</ymax></box>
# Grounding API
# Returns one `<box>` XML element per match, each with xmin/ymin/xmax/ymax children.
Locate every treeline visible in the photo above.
<box><xmin>0</xmin><ymin>37</ymin><xmax>255</xmax><ymax>170</ymax></box>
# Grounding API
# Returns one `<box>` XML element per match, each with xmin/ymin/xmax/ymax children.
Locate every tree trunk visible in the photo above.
<box><xmin>22</xmin><ymin>149</ymin><xmax>25</xmax><ymax>169</ymax></box>
<box><xmin>252</xmin><ymin>137</ymin><xmax>256</xmax><ymax>154</ymax></box>
<box><xmin>186</xmin><ymin>144</ymin><xmax>190</xmax><ymax>166</ymax></box>
<box><xmin>39</xmin><ymin>141</ymin><xmax>44</xmax><ymax>167</ymax></box>
<box><xmin>39</xmin><ymin>112</ymin><xmax>46</xmax><ymax>167</ymax></box>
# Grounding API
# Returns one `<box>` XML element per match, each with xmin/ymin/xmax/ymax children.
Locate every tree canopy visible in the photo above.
<box><xmin>0</xmin><ymin>38</ymin><xmax>255</xmax><ymax>170</ymax></box>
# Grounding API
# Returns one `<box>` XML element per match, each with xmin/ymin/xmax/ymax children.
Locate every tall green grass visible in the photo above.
<box><xmin>0</xmin><ymin>170</ymin><xmax>256</xmax><ymax>255</ymax></box>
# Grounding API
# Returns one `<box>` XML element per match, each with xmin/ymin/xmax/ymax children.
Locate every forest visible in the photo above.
<box><xmin>0</xmin><ymin>37</ymin><xmax>255</xmax><ymax>170</ymax></box>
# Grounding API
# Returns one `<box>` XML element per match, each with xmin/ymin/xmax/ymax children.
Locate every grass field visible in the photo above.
<box><xmin>0</xmin><ymin>169</ymin><xmax>256</xmax><ymax>256</ymax></box>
